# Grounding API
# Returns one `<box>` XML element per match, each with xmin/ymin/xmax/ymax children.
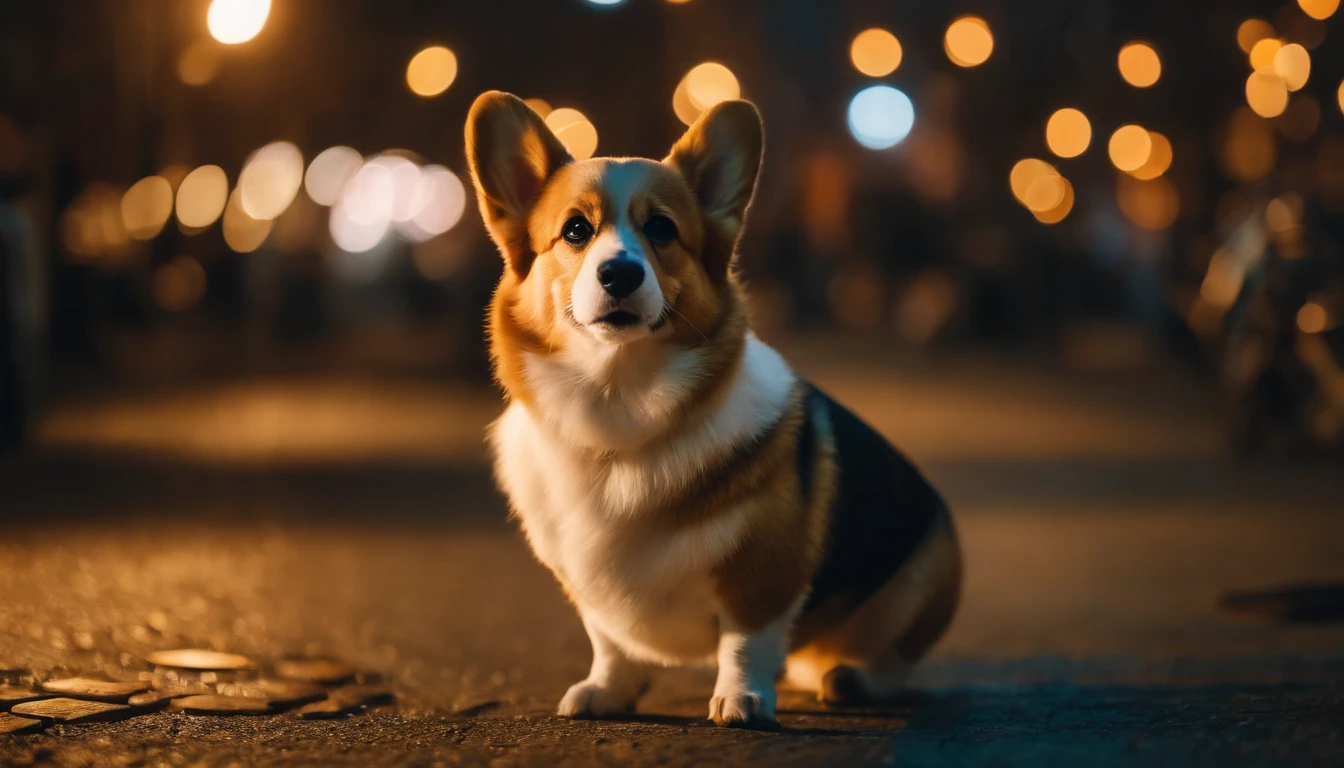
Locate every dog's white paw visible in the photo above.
<box><xmin>557</xmin><ymin>679</ymin><xmax>638</xmax><ymax>719</ymax></box>
<box><xmin>708</xmin><ymin>691</ymin><xmax>779</xmax><ymax>730</ymax></box>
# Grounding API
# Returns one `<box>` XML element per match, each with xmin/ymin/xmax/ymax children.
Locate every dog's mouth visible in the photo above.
<box><xmin>593</xmin><ymin>310</ymin><xmax>642</xmax><ymax>328</ymax></box>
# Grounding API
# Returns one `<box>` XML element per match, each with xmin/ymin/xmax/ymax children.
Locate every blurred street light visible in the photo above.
<box><xmin>1108</xmin><ymin>125</ymin><xmax>1153</xmax><ymax>172</ymax></box>
<box><xmin>1246</xmin><ymin>71</ymin><xmax>1289</xmax><ymax>118</ymax></box>
<box><xmin>545</xmin><ymin>108</ymin><xmax>599</xmax><ymax>160</ymax></box>
<box><xmin>239</xmin><ymin>141</ymin><xmax>304</xmax><ymax>220</ymax></box>
<box><xmin>1237</xmin><ymin>19</ymin><xmax>1276</xmax><ymax>53</ymax></box>
<box><xmin>1045</xmin><ymin>108</ymin><xmax>1091</xmax><ymax>158</ymax></box>
<box><xmin>850</xmin><ymin>28</ymin><xmax>902</xmax><ymax>78</ymax></box>
<box><xmin>121</xmin><ymin>176</ymin><xmax>174</xmax><ymax>240</ymax></box>
<box><xmin>175</xmin><ymin>165</ymin><xmax>229</xmax><ymax>229</ymax></box>
<box><xmin>1298</xmin><ymin>0</ymin><xmax>1340</xmax><ymax>21</ymax></box>
<box><xmin>1273</xmin><ymin>44</ymin><xmax>1311</xmax><ymax>91</ymax></box>
<box><xmin>222</xmin><ymin>187</ymin><xmax>272</xmax><ymax>253</ymax></box>
<box><xmin>524</xmin><ymin>98</ymin><xmax>552</xmax><ymax>118</ymax></box>
<box><xmin>1129</xmin><ymin>132</ymin><xmax>1172</xmax><ymax>180</ymax></box>
<box><xmin>304</xmin><ymin>147</ymin><xmax>363</xmax><ymax>207</ymax></box>
<box><xmin>1118</xmin><ymin>42</ymin><xmax>1161</xmax><ymax>87</ymax></box>
<box><xmin>944</xmin><ymin>16</ymin><xmax>993</xmax><ymax>68</ymax></box>
<box><xmin>207</xmin><ymin>0</ymin><xmax>270</xmax><ymax>45</ymax></box>
<box><xmin>847</xmin><ymin>85</ymin><xmax>914</xmax><ymax>149</ymax></box>
<box><xmin>406</xmin><ymin>46</ymin><xmax>458</xmax><ymax>98</ymax></box>
<box><xmin>1250</xmin><ymin>39</ymin><xmax>1282</xmax><ymax>73</ymax></box>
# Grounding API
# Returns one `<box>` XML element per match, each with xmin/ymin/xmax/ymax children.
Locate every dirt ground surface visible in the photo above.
<box><xmin>4</xmin><ymin>342</ymin><xmax>1343</xmax><ymax>766</ymax></box>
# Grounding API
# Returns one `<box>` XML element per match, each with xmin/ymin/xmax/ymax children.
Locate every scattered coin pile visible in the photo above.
<box><xmin>1</xmin><ymin>650</ymin><xmax>393</xmax><ymax>737</ymax></box>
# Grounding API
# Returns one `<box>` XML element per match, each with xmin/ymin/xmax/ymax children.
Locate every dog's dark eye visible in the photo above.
<box><xmin>643</xmin><ymin>214</ymin><xmax>678</xmax><ymax>245</ymax></box>
<box><xmin>562</xmin><ymin>216</ymin><xmax>594</xmax><ymax>246</ymax></box>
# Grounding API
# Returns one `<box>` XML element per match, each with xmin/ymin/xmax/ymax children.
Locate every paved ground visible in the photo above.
<box><xmin>3</xmin><ymin>341</ymin><xmax>1344</xmax><ymax>766</ymax></box>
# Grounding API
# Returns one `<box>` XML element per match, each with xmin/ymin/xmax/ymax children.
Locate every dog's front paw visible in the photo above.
<box><xmin>557</xmin><ymin>679</ymin><xmax>638</xmax><ymax>719</ymax></box>
<box><xmin>708</xmin><ymin>691</ymin><xmax>779</xmax><ymax>730</ymax></box>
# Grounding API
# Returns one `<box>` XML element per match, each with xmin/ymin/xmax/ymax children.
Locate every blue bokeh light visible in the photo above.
<box><xmin>847</xmin><ymin>85</ymin><xmax>915</xmax><ymax>150</ymax></box>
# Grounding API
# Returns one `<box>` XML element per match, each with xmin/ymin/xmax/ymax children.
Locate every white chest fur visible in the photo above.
<box><xmin>489</xmin><ymin>335</ymin><xmax>795</xmax><ymax>664</ymax></box>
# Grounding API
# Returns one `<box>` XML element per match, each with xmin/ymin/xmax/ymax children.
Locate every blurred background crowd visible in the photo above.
<box><xmin>2</xmin><ymin>0</ymin><xmax>1343</xmax><ymax>456</ymax></box>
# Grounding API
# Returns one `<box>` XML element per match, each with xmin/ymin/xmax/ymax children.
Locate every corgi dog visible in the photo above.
<box><xmin>466</xmin><ymin>91</ymin><xmax>961</xmax><ymax>730</ymax></box>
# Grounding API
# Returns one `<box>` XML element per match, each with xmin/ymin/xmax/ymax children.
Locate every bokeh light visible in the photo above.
<box><xmin>1221</xmin><ymin>107</ymin><xmax>1277</xmax><ymax>182</ymax></box>
<box><xmin>1237</xmin><ymin>19</ymin><xmax>1276</xmax><ymax>54</ymax></box>
<box><xmin>1010</xmin><ymin>159</ymin><xmax>1059</xmax><ymax>205</ymax></box>
<box><xmin>684</xmin><ymin>63</ymin><xmax>741</xmax><ymax>111</ymax></box>
<box><xmin>1033</xmin><ymin>178</ymin><xmax>1075</xmax><ymax>224</ymax></box>
<box><xmin>62</xmin><ymin>184</ymin><xmax>128</xmax><ymax>261</ymax></box>
<box><xmin>304</xmin><ymin>146</ymin><xmax>363</xmax><ymax>207</ymax></box>
<box><xmin>239</xmin><ymin>141</ymin><xmax>304</xmax><ymax>220</ymax></box>
<box><xmin>1129</xmin><ymin>132</ymin><xmax>1172</xmax><ymax>180</ymax></box>
<box><xmin>1249</xmin><ymin>38</ymin><xmax>1282</xmax><ymax>73</ymax></box>
<box><xmin>1045</xmin><ymin>108</ymin><xmax>1091</xmax><ymax>158</ymax></box>
<box><xmin>584</xmin><ymin>0</ymin><xmax>626</xmax><ymax>5</ymax></box>
<box><xmin>1297</xmin><ymin>302</ymin><xmax>1329</xmax><ymax>334</ymax></box>
<box><xmin>175</xmin><ymin>165</ymin><xmax>229</xmax><ymax>229</ymax></box>
<box><xmin>1246</xmin><ymin>71</ymin><xmax>1289</xmax><ymax>118</ymax></box>
<box><xmin>1022</xmin><ymin>170</ymin><xmax>1067</xmax><ymax>213</ymax></box>
<box><xmin>329</xmin><ymin>158</ymin><xmax>401</xmax><ymax>253</ymax></box>
<box><xmin>847</xmin><ymin>85</ymin><xmax>915</xmax><ymax>150</ymax></box>
<box><xmin>672</xmin><ymin>78</ymin><xmax>699</xmax><ymax>126</ymax></box>
<box><xmin>944</xmin><ymin>16</ymin><xmax>993</xmax><ymax>67</ymax></box>
<box><xmin>524</xmin><ymin>98</ymin><xmax>552</xmax><ymax>118</ymax></box>
<box><xmin>396</xmin><ymin>165</ymin><xmax>468</xmax><ymax>242</ymax></box>
<box><xmin>850</xmin><ymin>28</ymin><xmax>902</xmax><ymax>77</ymax></box>
<box><xmin>178</xmin><ymin>41</ymin><xmax>222</xmax><ymax>86</ymax></box>
<box><xmin>120</xmin><ymin>176</ymin><xmax>174</xmax><ymax>240</ymax></box>
<box><xmin>1108</xmin><ymin>125</ymin><xmax>1152</xmax><ymax>172</ymax></box>
<box><xmin>1201</xmin><ymin>249</ymin><xmax>1244</xmax><ymax>308</ymax></box>
<box><xmin>1273</xmin><ymin>43</ymin><xmax>1310</xmax><ymax>91</ymax></box>
<box><xmin>222</xmin><ymin>187</ymin><xmax>272</xmax><ymax>253</ymax></box>
<box><xmin>1338</xmin><ymin>79</ymin><xmax>1344</xmax><ymax>114</ymax></box>
<box><xmin>545</xmin><ymin>108</ymin><xmax>599</xmax><ymax>160</ymax></box>
<box><xmin>406</xmin><ymin>46</ymin><xmax>458</xmax><ymax>98</ymax></box>
<box><xmin>153</xmin><ymin>257</ymin><xmax>207</xmax><ymax>312</ymax></box>
<box><xmin>207</xmin><ymin>0</ymin><xmax>270</xmax><ymax>45</ymax></box>
<box><xmin>1117</xmin><ymin>176</ymin><xmax>1180</xmax><ymax>230</ymax></box>
<box><xmin>1118</xmin><ymin>42</ymin><xmax>1161</xmax><ymax>87</ymax></box>
<box><xmin>368</xmin><ymin>154</ymin><xmax>423</xmax><ymax>223</ymax></box>
<box><xmin>1298</xmin><ymin>0</ymin><xmax>1340</xmax><ymax>21</ymax></box>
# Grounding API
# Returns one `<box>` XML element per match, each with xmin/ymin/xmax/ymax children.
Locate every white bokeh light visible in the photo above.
<box><xmin>396</xmin><ymin>165</ymin><xmax>468</xmax><ymax>243</ymax></box>
<box><xmin>207</xmin><ymin>0</ymin><xmax>271</xmax><ymax>45</ymax></box>
<box><xmin>847</xmin><ymin>86</ymin><xmax>915</xmax><ymax>150</ymax></box>
<box><xmin>304</xmin><ymin>146</ymin><xmax>363</xmax><ymax>206</ymax></box>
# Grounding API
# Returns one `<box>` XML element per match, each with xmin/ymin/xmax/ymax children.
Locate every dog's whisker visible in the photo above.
<box><xmin>667</xmin><ymin>304</ymin><xmax>708</xmax><ymax>342</ymax></box>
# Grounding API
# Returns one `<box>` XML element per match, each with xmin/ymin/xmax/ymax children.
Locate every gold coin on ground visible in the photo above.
<box><xmin>0</xmin><ymin>713</ymin><xmax>47</xmax><ymax>735</ymax></box>
<box><xmin>146</xmin><ymin>649</ymin><xmax>257</xmax><ymax>671</ymax></box>
<box><xmin>293</xmin><ymin>685</ymin><xmax>394</xmax><ymax>719</ymax></box>
<box><xmin>11</xmin><ymin>698</ymin><xmax>134</xmax><ymax>724</ymax></box>
<box><xmin>126</xmin><ymin>691</ymin><xmax>174</xmax><ymax>710</ymax></box>
<box><xmin>273</xmin><ymin>659</ymin><xmax>355</xmax><ymax>685</ymax></box>
<box><xmin>215</xmin><ymin>680</ymin><xmax>327</xmax><ymax>707</ymax></box>
<box><xmin>39</xmin><ymin>678</ymin><xmax>149</xmax><ymax>702</ymax></box>
<box><xmin>0</xmin><ymin>685</ymin><xmax>51</xmax><ymax>707</ymax></box>
<box><xmin>170</xmin><ymin>694</ymin><xmax>272</xmax><ymax>715</ymax></box>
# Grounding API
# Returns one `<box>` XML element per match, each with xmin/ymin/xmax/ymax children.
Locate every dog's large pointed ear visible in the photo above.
<box><xmin>664</xmin><ymin>100</ymin><xmax>763</xmax><ymax>272</ymax></box>
<box><xmin>466</xmin><ymin>91</ymin><xmax>573</xmax><ymax>276</ymax></box>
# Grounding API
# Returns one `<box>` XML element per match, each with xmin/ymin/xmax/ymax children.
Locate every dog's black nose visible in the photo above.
<box><xmin>597</xmin><ymin>257</ymin><xmax>644</xmax><ymax>300</ymax></box>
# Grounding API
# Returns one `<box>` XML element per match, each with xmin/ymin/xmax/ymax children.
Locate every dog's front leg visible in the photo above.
<box><xmin>557</xmin><ymin>612</ymin><xmax>649</xmax><ymax>718</ymax></box>
<box><xmin>709</xmin><ymin>613</ymin><xmax>788</xmax><ymax>729</ymax></box>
